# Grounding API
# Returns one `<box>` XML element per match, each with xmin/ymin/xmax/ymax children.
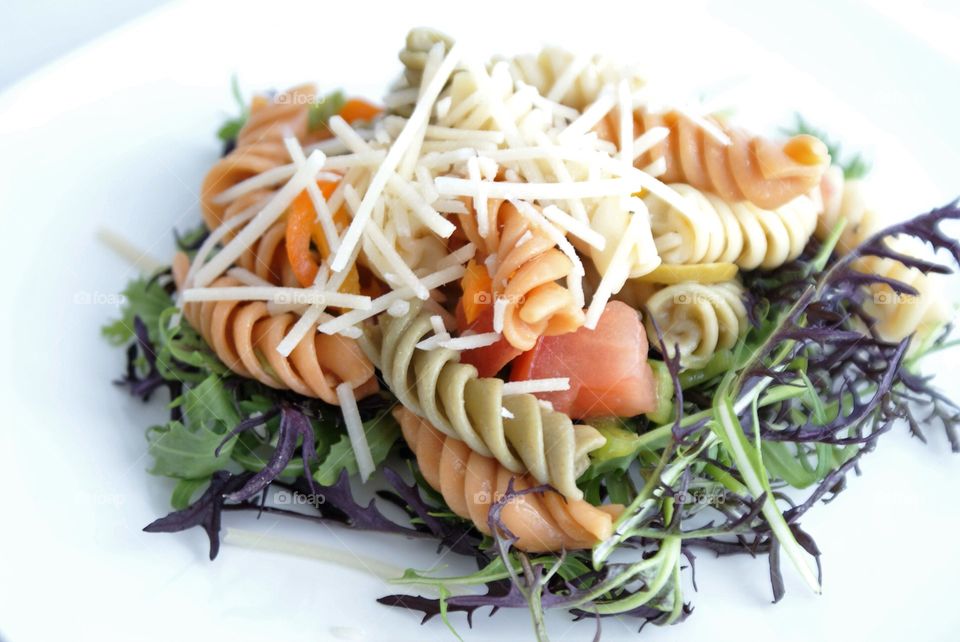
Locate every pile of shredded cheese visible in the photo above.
<box><xmin>180</xmin><ymin>37</ymin><xmax>728</xmax><ymax>472</ymax></box>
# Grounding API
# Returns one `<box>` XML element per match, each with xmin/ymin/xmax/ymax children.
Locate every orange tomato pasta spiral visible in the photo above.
<box><xmin>201</xmin><ymin>84</ymin><xmax>326</xmax><ymax>232</ymax></box>
<box><xmin>458</xmin><ymin>198</ymin><xmax>585</xmax><ymax>350</ymax></box>
<box><xmin>395</xmin><ymin>407</ymin><xmax>622</xmax><ymax>553</ymax></box>
<box><xmin>599</xmin><ymin>108</ymin><xmax>830</xmax><ymax>210</ymax></box>
<box><xmin>172</xmin><ymin>253</ymin><xmax>377</xmax><ymax>405</ymax></box>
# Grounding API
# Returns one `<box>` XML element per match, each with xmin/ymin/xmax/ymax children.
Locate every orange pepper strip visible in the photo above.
<box><xmin>340</xmin><ymin>98</ymin><xmax>382</xmax><ymax>124</ymax></box>
<box><xmin>460</xmin><ymin>259</ymin><xmax>494</xmax><ymax>325</ymax></box>
<box><xmin>285</xmin><ymin>180</ymin><xmax>361</xmax><ymax>291</ymax></box>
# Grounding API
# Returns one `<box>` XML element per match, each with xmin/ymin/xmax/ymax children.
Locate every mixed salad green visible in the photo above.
<box><xmin>105</xmin><ymin>119</ymin><xmax>959</xmax><ymax>639</ymax></box>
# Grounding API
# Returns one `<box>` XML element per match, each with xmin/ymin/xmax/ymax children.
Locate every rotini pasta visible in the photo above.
<box><xmin>397</xmin><ymin>27</ymin><xmax>455</xmax><ymax>91</ymax></box>
<box><xmin>587</xmin><ymin>196</ymin><xmax>662</xmax><ymax>282</ymax></box>
<box><xmin>858</xmin><ymin>243</ymin><xmax>948</xmax><ymax>343</ymax></box>
<box><xmin>500</xmin><ymin>46</ymin><xmax>642</xmax><ymax>111</ymax></box>
<box><xmin>439</xmin><ymin>63</ymin><xmax>539</xmax><ymax>133</ymax></box>
<box><xmin>201</xmin><ymin>140</ymin><xmax>290</xmax><ymax>233</ymax></box>
<box><xmin>172</xmin><ymin>253</ymin><xmax>378</xmax><ymax>404</ymax></box>
<box><xmin>458</xmin><ymin>198</ymin><xmax>585</xmax><ymax>350</ymax></box>
<box><xmin>395</xmin><ymin>407</ymin><xmax>621</xmax><ymax>552</ymax></box>
<box><xmin>201</xmin><ymin>85</ymin><xmax>326</xmax><ymax>231</ymax></box>
<box><xmin>643</xmin><ymin>280</ymin><xmax>748</xmax><ymax>368</ymax></box>
<box><xmin>816</xmin><ymin>165</ymin><xmax>881</xmax><ymax>253</ymax></box>
<box><xmin>600</xmin><ymin>109</ymin><xmax>830</xmax><ymax>210</ymax></box>
<box><xmin>377</xmin><ymin>300</ymin><xmax>605</xmax><ymax>500</ymax></box>
<box><xmin>818</xmin><ymin>167</ymin><xmax>948</xmax><ymax>342</ymax></box>
<box><xmin>111</xmin><ymin>31</ymin><xmax>960</xmax><ymax>631</ymax></box>
<box><xmin>647</xmin><ymin>184</ymin><xmax>819</xmax><ymax>270</ymax></box>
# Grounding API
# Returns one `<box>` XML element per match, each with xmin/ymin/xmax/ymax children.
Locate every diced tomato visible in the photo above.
<box><xmin>510</xmin><ymin>301</ymin><xmax>658</xmax><ymax>419</ymax></box>
<box><xmin>456</xmin><ymin>303</ymin><xmax>522</xmax><ymax>377</ymax></box>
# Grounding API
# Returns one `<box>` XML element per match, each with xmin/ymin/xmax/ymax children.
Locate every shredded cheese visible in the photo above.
<box><xmin>225</xmin><ymin>267</ymin><xmax>273</xmax><ymax>287</ymax></box>
<box><xmin>502</xmin><ymin>378</ymin><xmax>570</xmax><ymax>395</ymax></box>
<box><xmin>275</xmin><ymin>262</ymin><xmax>353</xmax><ymax>357</ymax></box>
<box><xmin>336</xmin><ymin>383</ymin><xmax>375</xmax><ymax>483</ymax></box>
<box><xmin>617</xmin><ymin>79</ymin><xmax>633</xmax><ymax>166</ymax></box>
<box><xmin>193</xmin><ymin>150</ymin><xmax>326</xmax><ymax>287</ymax></box>
<box><xmin>676</xmin><ymin>105</ymin><xmax>732</xmax><ymax>147</ymax></box>
<box><xmin>541</xmin><ymin>204</ymin><xmax>606</xmax><ymax>250</ymax></box>
<box><xmin>492</xmin><ymin>296</ymin><xmax>508</xmax><ymax>333</ymax></box>
<box><xmin>558</xmin><ymin>86</ymin><xmax>616</xmax><ymax>143</ymax></box>
<box><xmin>435</xmin><ymin>175</ymin><xmax>649</xmax><ymax>200</ymax></box>
<box><xmin>284</xmin><ymin>135</ymin><xmax>340</xmax><ymax>253</ymax></box>
<box><xmin>437</xmin><ymin>242</ymin><xmax>477</xmax><ymax>268</ymax></box>
<box><xmin>439</xmin><ymin>332</ymin><xmax>501</xmax><ymax>350</ymax></box>
<box><xmin>632</xmin><ymin>126</ymin><xmax>670</xmax><ymax>160</ymax></box>
<box><xmin>330</xmin><ymin>42</ymin><xmax>462</xmax><ymax>273</ymax></box>
<box><xmin>584</xmin><ymin>199</ymin><xmax>650</xmax><ymax>328</ymax></box>
<box><xmin>343</xmin><ymin>185</ymin><xmax>429</xmax><ymax>299</ymax></box>
<box><xmin>316</xmin><ymin>263</ymin><xmax>466</xmax><ymax>335</ymax></box>
<box><xmin>387</xmin><ymin>299</ymin><xmax>411</xmax><ymax>317</ymax></box>
<box><xmin>181</xmin><ymin>286</ymin><xmax>371</xmax><ymax>309</ymax></box>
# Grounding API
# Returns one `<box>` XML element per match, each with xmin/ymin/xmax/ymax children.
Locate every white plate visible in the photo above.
<box><xmin>1</xmin><ymin>1</ymin><xmax>958</xmax><ymax>641</ymax></box>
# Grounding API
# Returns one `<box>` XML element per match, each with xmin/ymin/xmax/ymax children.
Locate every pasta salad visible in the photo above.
<box><xmin>104</xmin><ymin>28</ymin><xmax>959</xmax><ymax>640</ymax></box>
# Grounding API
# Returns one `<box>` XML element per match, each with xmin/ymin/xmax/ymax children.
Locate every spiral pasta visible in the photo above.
<box><xmin>816</xmin><ymin>165</ymin><xmax>881</xmax><ymax>253</ymax></box>
<box><xmin>643</xmin><ymin>280</ymin><xmax>748</xmax><ymax>368</ymax></box>
<box><xmin>395</xmin><ymin>407</ymin><xmax>620</xmax><ymax>552</ymax></box>
<box><xmin>817</xmin><ymin>168</ymin><xmax>948</xmax><ymax>342</ymax></box>
<box><xmin>858</xmin><ymin>244</ymin><xmax>948</xmax><ymax>342</ymax></box>
<box><xmin>397</xmin><ymin>28</ymin><xmax>455</xmax><ymax>90</ymax></box>
<box><xmin>458</xmin><ymin>198</ymin><xmax>585</xmax><ymax>350</ymax></box>
<box><xmin>599</xmin><ymin>109</ymin><xmax>830</xmax><ymax>210</ymax></box>
<box><xmin>500</xmin><ymin>46</ymin><xmax>643</xmax><ymax>111</ymax></box>
<box><xmin>172</xmin><ymin>253</ymin><xmax>377</xmax><ymax>404</ymax></box>
<box><xmin>378</xmin><ymin>300</ymin><xmax>605</xmax><ymax>500</ymax></box>
<box><xmin>647</xmin><ymin>184</ymin><xmax>818</xmax><ymax>271</ymax></box>
<box><xmin>201</xmin><ymin>85</ymin><xmax>326</xmax><ymax>231</ymax></box>
<box><xmin>587</xmin><ymin>196</ymin><xmax>662</xmax><ymax>283</ymax></box>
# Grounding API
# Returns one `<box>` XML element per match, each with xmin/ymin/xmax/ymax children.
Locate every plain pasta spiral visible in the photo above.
<box><xmin>599</xmin><ymin>108</ymin><xmax>830</xmax><ymax>210</ymax></box>
<box><xmin>172</xmin><ymin>254</ymin><xmax>377</xmax><ymax>404</ymax></box>
<box><xmin>647</xmin><ymin>184</ymin><xmax>819</xmax><ymax>270</ymax></box>
<box><xmin>587</xmin><ymin>196</ymin><xmax>662</xmax><ymax>283</ymax></box>
<box><xmin>377</xmin><ymin>300</ymin><xmax>605</xmax><ymax>500</ymax></box>
<box><xmin>500</xmin><ymin>46</ymin><xmax>642</xmax><ymax>111</ymax></box>
<box><xmin>858</xmin><ymin>245</ymin><xmax>948</xmax><ymax>342</ymax></box>
<box><xmin>816</xmin><ymin>165</ymin><xmax>880</xmax><ymax>252</ymax></box>
<box><xmin>817</xmin><ymin>167</ymin><xmax>949</xmax><ymax>343</ymax></box>
<box><xmin>395</xmin><ymin>408</ymin><xmax>621</xmax><ymax>552</ymax></box>
<box><xmin>643</xmin><ymin>280</ymin><xmax>748</xmax><ymax>368</ymax></box>
<box><xmin>459</xmin><ymin>198</ymin><xmax>585</xmax><ymax>350</ymax></box>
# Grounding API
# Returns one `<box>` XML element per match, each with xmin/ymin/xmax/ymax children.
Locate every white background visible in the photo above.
<box><xmin>0</xmin><ymin>1</ymin><xmax>958</xmax><ymax>641</ymax></box>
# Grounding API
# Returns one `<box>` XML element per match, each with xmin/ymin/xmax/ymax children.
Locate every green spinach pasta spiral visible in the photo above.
<box><xmin>643</xmin><ymin>280</ymin><xmax>748</xmax><ymax>368</ymax></box>
<box><xmin>376</xmin><ymin>300</ymin><xmax>605</xmax><ymax>500</ymax></box>
<box><xmin>647</xmin><ymin>184</ymin><xmax>818</xmax><ymax>270</ymax></box>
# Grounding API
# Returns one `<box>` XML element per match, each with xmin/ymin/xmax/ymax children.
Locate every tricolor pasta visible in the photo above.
<box><xmin>599</xmin><ymin>108</ymin><xmax>830</xmax><ymax>209</ymax></box>
<box><xmin>643</xmin><ymin>280</ymin><xmax>749</xmax><ymax>368</ymax></box>
<box><xmin>173</xmin><ymin>254</ymin><xmax>378</xmax><ymax>404</ymax></box>
<box><xmin>648</xmin><ymin>184</ymin><xmax>818</xmax><ymax>270</ymax></box>
<box><xmin>818</xmin><ymin>166</ymin><xmax>949</xmax><ymax>343</ymax></box>
<box><xmin>458</xmin><ymin>198</ymin><xmax>586</xmax><ymax>350</ymax></box>
<box><xmin>107</xmin><ymin>27</ymin><xmax>958</xmax><ymax>639</ymax></box>
<box><xmin>377</xmin><ymin>300</ymin><xmax>603</xmax><ymax>500</ymax></box>
<box><xmin>395</xmin><ymin>407</ymin><xmax>619</xmax><ymax>552</ymax></box>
